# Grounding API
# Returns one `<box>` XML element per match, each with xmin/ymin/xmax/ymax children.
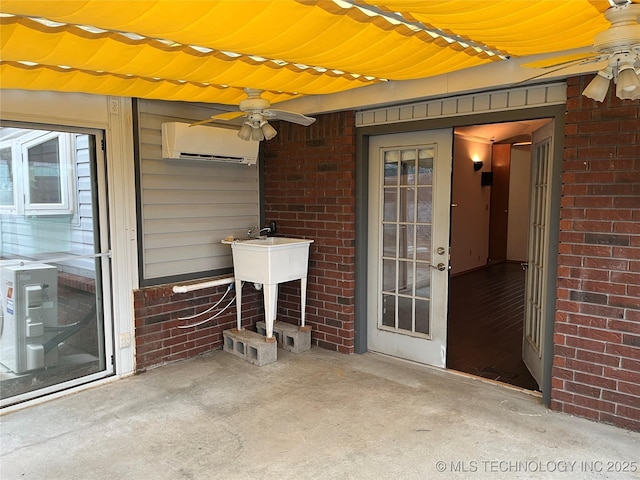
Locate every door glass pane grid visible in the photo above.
<box><xmin>380</xmin><ymin>146</ymin><xmax>434</xmax><ymax>338</ymax></box>
<box><xmin>525</xmin><ymin>142</ymin><xmax>549</xmax><ymax>352</ymax></box>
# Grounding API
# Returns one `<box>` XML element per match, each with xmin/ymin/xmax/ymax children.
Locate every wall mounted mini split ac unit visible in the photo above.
<box><xmin>161</xmin><ymin>122</ymin><xmax>259</xmax><ymax>165</ymax></box>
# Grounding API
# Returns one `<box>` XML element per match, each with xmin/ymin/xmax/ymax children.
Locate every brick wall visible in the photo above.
<box><xmin>552</xmin><ymin>75</ymin><xmax>640</xmax><ymax>431</ymax></box>
<box><xmin>262</xmin><ymin>111</ymin><xmax>357</xmax><ymax>353</ymax></box>
<box><xmin>134</xmin><ymin>278</ymin><xmax>262</xmax><ymax>371</ymax></box>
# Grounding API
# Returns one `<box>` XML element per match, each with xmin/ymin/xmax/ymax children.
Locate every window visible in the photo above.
<box><xmin>0</xmin><ymin>130</ymin><xmax>74</xmax><ymax>215</ymax></box>
<box><xmin>0</xmin><ymin>146</ymin><xmax>14</xmax><ymax>209</ymax></box>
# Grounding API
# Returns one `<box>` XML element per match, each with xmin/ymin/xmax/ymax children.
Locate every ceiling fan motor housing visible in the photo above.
<box><xmin>239</xmin><ymin>97</ymin><xmax>271</xmax><ymax>113</ymax></box>
<box><xmin>594</xmin><ymin>4</ymin><xmax>640</xmax><ymax>54</ymax></box>
<box><xmin>239</xmin><ymin>88</ymin><xmax>271</xmax><ymax>113</ymax></box>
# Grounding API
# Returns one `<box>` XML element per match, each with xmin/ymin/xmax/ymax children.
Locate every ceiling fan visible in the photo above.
<box><xmin>191</xmin><ymin>88</ymin><xmax>316</xmax><ymax>141</ymax></box>
<box><xmin>524</xmin><ymin>0</ymin><xmax>640</xmax><ymax>101</ymax></box>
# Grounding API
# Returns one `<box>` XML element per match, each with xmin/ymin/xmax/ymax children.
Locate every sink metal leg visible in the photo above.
<box><xmin>263</xmin><ymin>283</ymin><xmax>278</xmax><ymax>341</ymax></box>
<box><xmin>300</xmin><ymin>276</ymin><xmax>307</xmax><ymax>329</ymax></box>
<box><xmin>235</xmin><ymin>278</ymin><xmax>243</xmax><ymax>331</ymax></box>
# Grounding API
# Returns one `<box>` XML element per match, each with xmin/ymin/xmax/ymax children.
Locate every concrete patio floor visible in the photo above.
<box><xmin>2</xmin><ymin>347</ymin><xmax>639</xmax><ymax>479</ymax></box>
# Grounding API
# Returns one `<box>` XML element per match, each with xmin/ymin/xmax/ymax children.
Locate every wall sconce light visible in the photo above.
<box><xmin>472</xmin><ymin>155</ymin><xmax>483</xmax><ymax>171</ymax></box>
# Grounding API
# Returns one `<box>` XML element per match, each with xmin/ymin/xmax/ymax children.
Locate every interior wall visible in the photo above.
<box><xmin>450</xmin><ymin>136</ymin><xmax>491</xmax><ymax>275</ymax></box>
<box><xmin>507</xmin><ymin>145</ymin><xmax>531</xmax><ymax>261</ymax></box>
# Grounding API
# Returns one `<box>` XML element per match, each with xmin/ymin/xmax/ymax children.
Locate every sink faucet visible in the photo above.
<box><xmin>247</xmin><ymin>226</ymin><xmax>271</xmax><ymax>238</ymax></box>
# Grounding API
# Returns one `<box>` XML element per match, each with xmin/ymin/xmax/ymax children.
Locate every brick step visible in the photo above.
<box><xmin>256</xmin><ymin>321</ymin><xmax>311</xmax><ymax>354</ymax></box>
<box><xmin>222</xmin><ymin>328</ymin><xmax>277</xmax><ymax>366</ymax></box>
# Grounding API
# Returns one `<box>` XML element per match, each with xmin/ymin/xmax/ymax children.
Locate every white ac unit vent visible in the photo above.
<box><xmin>161</xmin><ymin>122</ymin><xmax>259</xmax><ymax>165</ymax></box>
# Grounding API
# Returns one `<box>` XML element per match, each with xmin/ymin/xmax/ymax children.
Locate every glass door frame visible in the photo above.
<box><xmin>0</xmin><ymin>121</ymin><xmax>115</xmax><ymax>408</ymax></box>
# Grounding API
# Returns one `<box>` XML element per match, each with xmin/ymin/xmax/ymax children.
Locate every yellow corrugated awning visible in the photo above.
<box><xmin>0</xmin><ymin>0</ymin><xmax>620</xmax><ymax>107</ymax></box>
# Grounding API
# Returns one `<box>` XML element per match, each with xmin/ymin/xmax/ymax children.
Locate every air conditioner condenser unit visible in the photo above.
<box><xmin>0</xmin><ymin>263</ymin><xmax>59</xmax><ymax>373</ymax></box>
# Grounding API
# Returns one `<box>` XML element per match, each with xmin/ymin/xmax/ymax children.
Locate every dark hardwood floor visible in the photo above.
<box><xmin>447</xmin><ymin>262</ymin><xmax>539</xmax><ymax>391</ymax></box>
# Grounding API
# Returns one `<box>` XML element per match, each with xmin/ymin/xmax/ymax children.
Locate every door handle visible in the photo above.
<box><xmin>431</xmin><ymin>263</ymin><xmax>447</xmax><ymax>271</ymax></box>
<box><xmin>521</xmin><ymin>262</ymin><xmax>529</xmax><ymax>271</ymax></box>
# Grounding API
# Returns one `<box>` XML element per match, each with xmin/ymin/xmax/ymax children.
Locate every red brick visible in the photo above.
<box><xmin>586</xmin><ymin>209</ymin><xmax>633</xmax><ymax>221</ymax></box>
<box><xmin>574</xmin><ymin>371</ymin><xmax>617</xmax><ymax>390</ymax></box>
<box><xmin>551</xmin><ymin>389</ymin><xmax>574</xmax><ymax>404</ymax></box>
<box><xmin>617</xmin><ymin>404</ymin><xmax>640</xmax><ymax>421</ymax></box>
<box><xmin>621</xmin><ymin>357</ymin><xmax>640</xmax><ymax>372</ymax></box>
<box><xmin>562</xmin><ymin>403</ymin><xmax>600</xmax><ymax>420</ymax></box>
<box><xmin>578</xmin><ymin>303</ymin><xmax>624</xmax><ymax>319</ymax></box>
<box><xmin>571</xmin><ymin>220</ymin><xmax>613</xmax><ymax>233</ymax></box>
<box><xmin>607</xmin><ymin>318</ymin><xmax>640</xmax><ymax>335</ymax></box>
<box><xmin>565</xmin><ymin>335</ymin><xmax>606</xmax><ymax>353</ymax></box>
<box><xmin>575</xmin><ymin>349</ymin><xmax>620</xmax><ymax>367</ymax></box>
<box><xmin>602</xmin><ymin>390</ymin><xmax>640</xmax><ymax>409</ymax></box>
<box><xmin>582</xmin><ymin>257</ymin><xmax>629</xmax><ymax>270</ymax></box>
<box><xmin>618</xmin><ymin>380</ymin><xmax>640</xmax><ymax>398</ymax></box>
<box><xmin>578</xmin><ymin>326</ymin><xmax>623</xmax><ymax>344</ymax></box>
<box><xmin>600</xmin><ymin>413</ymin><xmax>640</xmax><ymax>431</ymax></box>
<box><xmin>565</xmin><ymin>314</ymin><xmax>608</xmax><ymax>330</ymax></box>
<box><xmin>565</xmin><ymin>358</ymin><xmax>604</xmax><ymax>375</ymax></box>
<box><xmin>572</xmin><ymin>394</ymin><xmax>616</xmax><ymax>414</ymax></box>
<box><xmin>553</xmin><ymin>366</ymin><xmax>574</xmax><ymax>380</ymax></box>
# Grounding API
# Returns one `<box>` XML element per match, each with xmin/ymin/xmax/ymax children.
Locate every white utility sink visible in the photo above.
<box><xmin>229</xmin><ymin>237</ymin><xmax>313</xmax><ymax>340</ymax></box>
<box><xmin>231</xmin><ymin>237</ymin><xmax>313</xmax><ymax>284</ymax></box>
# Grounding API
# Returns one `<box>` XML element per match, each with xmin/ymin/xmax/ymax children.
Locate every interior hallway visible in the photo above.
<box><xmin>2</xmin><ymin>348</ymin><xmax>638</xmax><ymax>479</ymax></box>
<box><xmin>448</xmin><ymin>262</ymin><xmax>539</xmax><ymax>391</ymax></box>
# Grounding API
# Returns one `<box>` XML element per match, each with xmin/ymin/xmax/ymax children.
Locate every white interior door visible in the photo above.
<box><xmin>367</xmin><ymin>130</ymin><xmax>452</xmax><ymax>367</ymax></box>
<box><xmin>522</xmin><ymin>121</ymin><xmax>554</xmax><ymax>387</ymax></box>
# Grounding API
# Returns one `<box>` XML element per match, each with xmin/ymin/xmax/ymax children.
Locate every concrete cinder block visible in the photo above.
<box><xmin>222</xmin><ymin>328</ymin><xmax>277</xmax><ymax>366</ymax></box>
<box><xmin>256</xmin><ymin>321</ymin><xmax>311</xmax><ymax>353</ymax></box>
<box><xmin>256</xmin><ymin>321</ymin><xmax>283</xmax><ymax>346</ymax></box>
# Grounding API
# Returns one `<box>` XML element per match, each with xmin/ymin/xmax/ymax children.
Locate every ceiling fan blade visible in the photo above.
<box><xmin>522</xmin><ymin>52</ymin><xmax>602</xmax><ymax>69</ymax></box>
<box><xmin>212</xmin><ymin>111</ymin><xmax>247</xmax><ymax>121</ymax></box>
<box><xmin>189</xmin><ymin>111</ymin><xmax>245</xmax><ymax>127</ymax></box>
<box><xmin>265</xmin><ymin>109</ymin><xmax>316</xmax><ymax>126</ymax></box>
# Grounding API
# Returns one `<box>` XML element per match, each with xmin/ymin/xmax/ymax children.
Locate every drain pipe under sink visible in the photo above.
<box><xmin>172</xmin><ymin>276</ymin><xmax>234</xmax><ymax>294</ymax></box>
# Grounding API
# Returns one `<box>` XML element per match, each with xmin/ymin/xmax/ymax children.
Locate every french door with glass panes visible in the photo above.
<box><xmin>367</xmin><ymin>130</ymin><xmax>452</xmax><ymax>367</ymax></box>
<box><xmin>522</xmin><ymin>121</ymin><xmax>555</xmax><ymax>387</ymax></box>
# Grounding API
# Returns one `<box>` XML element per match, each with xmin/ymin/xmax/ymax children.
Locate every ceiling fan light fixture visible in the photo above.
<box><xmin>632</xmin><ymin>71</ymin><xmax>640</xmax><ymax>99</ymax></box>
<box><xmin>251</xmin><ymin>125</ymin><xmax>265</xmax><ymax>142</ymax></box>
<box><xmin>583</xmin><ymin>68</ymin><xmax>613</xmax><ymax>102</ymax></box>
<box><xmin>238</xmin><ymin>122</ymin><xmax>252</xmax><ymax>141</ymax></box>
<box><xmin>261</xmin><ymin>121</ymin><xmax>278</xmax><ymax>140</ymax></box>
<box><xmin>616</xmin><ymin>63</ymin><xmax>640</xmax><ymax>98</ymax></box>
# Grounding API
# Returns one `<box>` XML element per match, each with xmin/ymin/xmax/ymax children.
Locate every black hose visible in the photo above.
<box><xmin>43</xmin><ymin>304</ymin><xmax>97</xmax><ymax>354</ymax></box>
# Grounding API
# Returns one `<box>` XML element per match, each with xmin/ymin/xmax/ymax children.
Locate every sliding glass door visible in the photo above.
<box><xmin>0</xmin><ymin>122</ymin><xmax>114</xmax><ymax>406</ymax></box>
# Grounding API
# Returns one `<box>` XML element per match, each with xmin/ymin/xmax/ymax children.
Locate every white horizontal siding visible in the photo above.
<box><xmin>0</xmin><ymin>216</ymin><xmax>72</xmax><ymax>256</ymax></box>
<box><xmin>137</xmin><ymin>99</ymin><xmax>260</xmax><ymax>281</ymax></box>
<box><xmin>145</xmin><ymin>255</ymin><xmax>231</xmax><ymax>279</ymax></box>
